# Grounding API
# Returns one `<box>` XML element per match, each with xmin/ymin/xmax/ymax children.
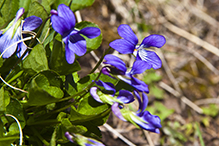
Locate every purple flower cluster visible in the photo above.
<box><xmin>90</xmin><ymin>24</ymin><xmax>166</xmax><ymax>133</ymax></box>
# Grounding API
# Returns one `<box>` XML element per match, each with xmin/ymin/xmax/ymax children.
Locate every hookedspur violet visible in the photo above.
<box><xmin>109</xmin><ymin>24</ymin><xmax>166</xmax><ymax>69</ymax></box>
<box><xmin>102</xmin><ymin>54</ymin><xmax>150</xmax><ymax>93</ymax></box>
<box><xmin>50</xmin><ymin>4</ymin><xmax>101</xmax><ymax>64</ymax></box>
<box><xmin>112</xmin><ymin>91</ymin><xmax>162</xmax><ymax>133</ymax></box>
<box><xmin>90</xmin><ymin>82</ymin><xmax>161</xmax><ymax>133</ymax></box>
<box><xmin>0</xmin><ymin>8</ymin><xmax>42</xmax><ymax>58</ymax></box>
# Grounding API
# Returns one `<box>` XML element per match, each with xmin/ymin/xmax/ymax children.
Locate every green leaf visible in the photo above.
<box><xmin>70</xmin><ymin>0</ymin><xmax>95</xmax><ymax>12</ymax></box>
<box><xmin>70</xmin><ymin>106</ymin><xmax>110</xmax><ymax>126</ymax></box>
<box><xmin>0</xmin><ymin>88</ymin><xmax>9</xmax><ymax>114</ymax></box>
<box><xmin>27</xmin><ymin>74</ymin><xmax>63</xmax><ymax>106</ymax></box>
<box><xmin>33</xmin><ymin>74</ymin><xmax>63</xmax><ymax>98</ymax></box>
<box><xmin>143</xmin><ymin>71</ymin><xmax>162</xmax><ymax>84</ymax></box>
<box><xmin>77</xmin><ymin>94</ymin><xmax>109</xmax><ymax>116</ymax></box>
<box><xmin>19</xmin><ymin>0</ymin><xmax>31</xmax><ymax>12</ymax></box>
<box><xmin>23</xmin><ymin>44</ymin><xmax>49</xmax><ymax>75</ymax></box>
<box><xmin>53</xmin><ymin>0</ymin><xmax>71</xmax><ymax>8</ymax></box>
<box><xmin>61</xmin><ymin>118</ymin><xmax>87</xmax><ymax>134</ymax></box>
<box><xmin>49</xmin><ymin>39</ymin><xmax>81</xmax><ymax>75</ymax></box>
<box><xmin>150</xmin><ymin>85</ymin><xmax>164</xmax><ymax>99</ymax></box>
<box><xmin>75</xmin><ymin>21</ymin><xmax>102</xmax><ymax>51</ymax></box>
<box><xmin>27</xmin><ymin>1</ymin><xmax>48</xmax><ymax>20</ymax></box>
<box><xmin>0</xmin><ymin>0</ymin><xmax>19</xmax><ymax>25</ymax></box>
<box><xmin>202</xmin><ymin>104</ymin><xmax>219</xmax><ymax>117</ymax></box>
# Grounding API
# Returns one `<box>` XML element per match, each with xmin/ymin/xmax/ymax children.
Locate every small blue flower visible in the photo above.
<box><xmin>51</xmin><ymin>4</ymin><xmax>101</xmax><ymax>64</ymax></box>
<box><xmin>109</xmin><ymin>24</ymin><xmax>166</xmax><ymax>69</ymax></box>
<box><xmin>111</xmin><ymin>91</ymin><xmax>162</xmax><ymax>133</ymax></box>
<box><xmin>0</xmin><ymin>8</ymin><xmax>42</xmax><ymax>58</ymax></box>
<box><xmin>103</xmin><ymin>54</ymin><xmax>150</xmax><ymax>93</ymax></box>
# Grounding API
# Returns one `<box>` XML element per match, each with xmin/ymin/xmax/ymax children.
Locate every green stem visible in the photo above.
<box><xmin>30</xmin><ymin>127</ymin><xmax>50</xmax><ymax>146</ymax></box>
<box><xmin>29</xmin><ymin>108</ymin><xmax>111</xmax><ymax>126</ymax></box>
<box><xmin>89</xmin><ymin>47</ymin><xmax>112</xmax><ymax>74</ymax></box>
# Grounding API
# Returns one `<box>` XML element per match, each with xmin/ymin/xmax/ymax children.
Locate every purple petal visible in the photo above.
<box><xmin>69</xmin><ymin>33</ymin><xmax>86</xmax><ymax>56</ymax></box>
<box><xmin>141</xmin><ymin>34</ymin><xmax>166</xmax><ymax>48</ymax></box>
<box><xmin>23</xmin><ymin>16</ymin><xmax>42</xmax><ymax>31</ymax></box>
<box><xmin>131</xmin><ymin>77</ymin><xmax>149</xmax><ymax>93</ymax></box>
<box><xmin>134</xmin><ymin>91</ymin><xmax>148</xmax><ymax>115</ymax></box>
<box><xmin>140</xmin><ymin>92</ymin><xmax>148</xmax><ymax>114</ymax></box>
<box><xmin>65</xmin><ymin>132</ymin><xmax>74</xmax><ymax>143</ymax></box>
<box><xmin>109</xmin><ymin>39</ymin><xmax>135</xmax><ymax>54</ymax></box>
<box><xmin>142</xmin><ymin>111</ymin><xmax>162</xmax><ymax>128</ymax></box>
<box><xmin>0</xmin><ymin>27</ymin><xmax>20</xmax><ymax>58</ymax></box>
<box><xmin>119</xmin><ymin>76</ymin><xmax>149</xmax><ymax>93</ymax></box>
<box><xmin>111</xmin><ymin>102</ymin><xmax>127</xmax><ymax>121</ymax></box>
<box><xmin>87</xmin><ymin>139</ymin><xmax>105</xmax><ymax>146</ymax></box>
<box><xmin>65</xmin><ymin>45</ymin><xmax>75</xmax><ymax>64</ymax></box>
<box><xmin>57</xmin><ymin>4</ymin><xmax>75</xmax><ymax>29</ymax></box>
<box><xmin>117</xmin><ymin>24</ymin><xmax>138</xmax><ymax>45</ymax></box>
<box><xmin>50</xmin><ymin>9</ymin><xmax>58</xmax><ymax>15</ymax></box>
<box><xmin>104</xmin><ymin>54</ymin><xmax>127</xmax><ymax>73</ymax></box>
<box><xmin>15</xmin><ymin>8</ymin><xmax>25</xmax><ymax>22</ymax></box>
<box><xmin>51</xmin><ymin>15</ymin><xmax>71</xmax><ymax>37</ymax></box>
<box><xmin>17</xmin><ymin>42</ymin><xmax>27</xmax><ymax>58</ymax></box>
<box><xmin>90</xmin><ymin>87</ymin><xmax>103</xmax><ymax>103</ymax></box>
<box><xmin>131</xmin><ymin>112</ymin><xmax>161</xmax><ymax>133</ymax></box>
<box><xmin>128</xmin><ymin>60</ymin><xmax>151</xmax><ymax>75</ymax></box>
<box><xmin>79</xmin><ymin>27</ymin><xmax>101</xmax><ymax>39</ymax></box>
<box><xmin>140</xmin><ymin>111</ymin><xmax>162</xmax><ymax>133</ymax></box>
<box><xmin>117</xmin><ymin>90</ymin><xmax>134</xmax><ymax>104</ymax></box>
<box><xmin>95</xmin><ymin>80</ymin><xmax>116</xmax><ymax>94</ymax></box>
<box><xmin>137</xmin><ymin>49</ymin><xmax>162</xmax><ymax>69</ymax></box>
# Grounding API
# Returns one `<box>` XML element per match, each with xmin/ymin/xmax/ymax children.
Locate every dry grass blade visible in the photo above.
<box><xmin>159</xmin><ymin>81</ymin><xmax>203</xmax><ymax>114</ymax></box>
<box><xmin>103</xmin><ymin>123</ymin><xmax>136</xmax><ymax>146</ymax></box>
<box><xmin>162</xmin><ymin>20</ymin><xmax>219</xmax><ymax>57</ymax></box>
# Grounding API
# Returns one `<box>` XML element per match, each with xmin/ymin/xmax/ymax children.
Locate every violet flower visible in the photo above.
<box><xmin>112</xmin><ymin>91</ymin><xmax>162</xmax><ymax>133</ymax></box>
<box><xmin>90</xmin><ymin>83</ymin><xmax>161</xmax><ymax>133</ymax></box>
<box><xmin>109</xmin><ymin>24</ymin><xmax>166</xmax><ymax>69</ymax></box>
<box><xmin>103</xmin><ymin>54</ymin><xmax>150</xmax><ymax>93</ymax></box>
<box><xmin>0</xmin><ymin>8</ymin><xmax>42</xmax><ymax>58</ymax></box>
<box><xmin>50</xmin><ymin>4</ymin><xmax>101</xmax><ymax>64</ymax></box>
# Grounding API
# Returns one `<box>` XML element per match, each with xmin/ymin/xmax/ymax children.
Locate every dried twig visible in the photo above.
<box><xmin>103</xmin><ymin>123</ymin><xmax>136</xmax><ymax>146</ymax></box>
<box><xmin>143</xmin><ymin>130</ymin><xmax>155</xmax><ymax>146</ymax></box>
<box><xmin>158</xmin><ymin>81</ymin><xmax>203</xmax><ymax>114</ymax></box>
<box><xmin>195</xmin><ymin>98</ymin><xmax>219</xmax><ymax>105</ymax></box>
<box><xmin>162</xmin><ymin>20</ymin><xmax>219</xmax><ymax>57</ymax></box>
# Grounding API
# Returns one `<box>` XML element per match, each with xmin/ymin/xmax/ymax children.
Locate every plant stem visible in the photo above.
<box><xmin>89</xmin><ymin>47</ymin><xmax>111</xmax><ymax>74</ymax></box>
<box><xmin>30</xmin><ymin>127</ymin><xmax>50</xmax><ymax>146</ymax></box>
